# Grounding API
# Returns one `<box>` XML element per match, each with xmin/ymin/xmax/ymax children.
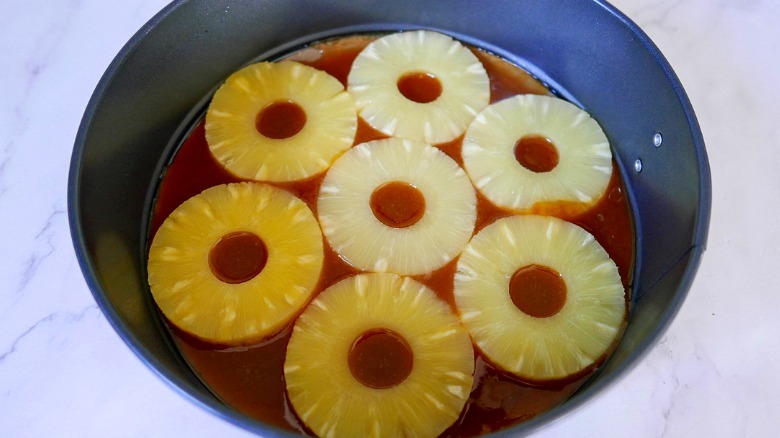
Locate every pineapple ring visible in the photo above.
<box><xmin>205</xmin><ymin>61</ymin><xmax>357</xmax><ymax>182</ymax></box>
<box><xmin>348</xmin><ymin>30</ymin><xmax>490</xmax><ymax>144</ymax></box>
<box><xmin>147</xmin><ymin>182</ymin><xmax>324</xmax><ymax>345</ymax></box>
<box><xmin>454</xmin><ymin>215</ymin><xmax>626</xmax><ymax>381</ymax></box>
<box><xmin>317</xmin><ymin>138</ymin><xmax>477</xmax><ymax>276</ymax></box>
<box><xmin>462</xmin><ymin>94</ymin><xmax>613</xmax><ymax>210</ymax></box>
<box><xmin>285</xmin><ymin>273</ymin><xmax>475</xmax><ymax>438</ymax></box>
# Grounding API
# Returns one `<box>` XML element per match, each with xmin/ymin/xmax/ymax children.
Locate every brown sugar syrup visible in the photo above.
<box><xmin>148</xmin><ymin>35</ymin><xmax>635</xmax><ymax>437</ymax></box>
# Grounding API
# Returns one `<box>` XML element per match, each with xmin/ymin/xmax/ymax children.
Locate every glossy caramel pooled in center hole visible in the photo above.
<box><xmin>255</xmin><ymin>100</ymin><xmax>307</xmax><ymax>139</ymax></box>
<box><xmin>397</xmin><ymin>71</ymin><xmax>442</xmax><ymax>104</ymax></box>
<box><xmin>509</xmin><ymin>264</ymin><xmax>567</xmax><ymax>318</ymax></box>
<box><xmin>370</xmin><ymin>181</ymin><xmax>426</xmax><ymax>228</ymax></box>
<box><xmin>514</xmin><ymin>134</ymin><xmax>559</xmax><ymax>173</ymax></box>
<box><xmin>348</xmin><ymin>329</ymin><xmax>414</xmax><ymax>389</ymax></box>
<box><xmin>209</xmin><ymin>231</ymin><xmax>268</xmax><ymax>284</ymax></box>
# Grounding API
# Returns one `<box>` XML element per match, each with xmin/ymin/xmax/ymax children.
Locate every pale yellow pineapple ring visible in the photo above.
<box><xmin>206</xmin><ymin>61</ymin><xmax>357</xmax><ymax>182</ymax></box>
<box><xmin>454</xmin><ymin>215</ymin><xmax>625</xmax><ymax>381</ymax></box>
<box><xmin>147</xmin><ymin>182</ymin><xmax>323</xmax><ymax>345</ymax></box>
<box><xmin>462</xmin><ymin>94</ymin><xmax>613</xmax><ymax>210</ymax></box>
<box><xmin>285</xmin><ymin>273</ymin><xmax>475</xmax><ymax>438</ymax></box>
<box><xmin>318</xmin><ymin>137</ymin><xmax>477</xmax><ymax>276</ymax></box>
<box><xmin>348</xmin><ymin>30</ymin><xmax>490</xmax><ymax>144</ymax></box>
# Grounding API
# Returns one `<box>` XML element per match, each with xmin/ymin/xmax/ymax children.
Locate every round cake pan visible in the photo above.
<box><xmin>68</xmin><ymin>0</ymin><xmax>711</xmax><ymax>436</ymax></box>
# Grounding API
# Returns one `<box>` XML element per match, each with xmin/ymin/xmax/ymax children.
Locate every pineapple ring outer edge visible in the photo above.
<box><xmin>347</xmin><ymin>29</ymin><xmax>490</xmax><ymax>144</ymax></box>
<box><xmin>147</xmin><ymin>182</ymin><xmax>324</xmax><ymax>345</ymax></box>
<box><xmin>317</xmin><ymin>137</ymin><xmax>477</xmax><ymax>276</ymax></box>
<box><xmin>205</xmin><ymin>61</ymin><xmax>357</xmax><ymax>182</ymax></box>
<box><xmin>462</xmin><ymin>94</ymin><xmax>614</xmax><ymax>211</ymax></box>
<box><xmin>284</xmin><ymin>272</ymin><xmax>475</xmax><ymax>438</ymax></box>
<box><xmin>454</xmin><ymin>215</ymin><xmax>626</xmax><ymax>381</ymax></box>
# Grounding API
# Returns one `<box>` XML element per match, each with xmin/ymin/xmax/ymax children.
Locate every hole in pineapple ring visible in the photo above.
<box><xmin>208</xmin><ymin>231</ymin><xmax>268</xmax><ymax>284</ymax></box>
<box><xmin>255</xmin><ymin>100</ymin><xmax>307</xmax><ymax>139</ymax></box>
<box><xmin>370</xmin><ymin>181</ymin><xmax>426</xmax><ymax>228</ymax></box>
<box><xmin>397</xmin><ymin>71</ymin><xmax>442</xmax><ymax>104</ymax></box>
<box><xmin>514</xmin><ymin>134</ymin><xmax>560</xmax><ymax>173</ymax></box>
<box><xmin>348</xmin><ymin>329</ymin><xmax>414</xmax><ymax>389</ymax></box>
<box><xmin>509</xmin><ymin>264</ymin><xmax>567</xmax><ymax>318</ymax></box>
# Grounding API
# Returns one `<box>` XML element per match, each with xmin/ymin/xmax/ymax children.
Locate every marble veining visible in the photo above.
<box><xmin>17</xmin><ymin>208</ymin><xmax>65</xmax><ymax>292</ymax></box>
<box><xmin>1</xmin><ymin>0</ymin><xmax>779</xmax><ymax>436</ymax></box>
<box><xmin>0</xmin><ymin>305</ymin><xmax>96</xmax><ymax>365</ymax></box>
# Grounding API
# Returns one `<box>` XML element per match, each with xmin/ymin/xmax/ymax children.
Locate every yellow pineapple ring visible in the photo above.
<box><xmin>317</xmin><ymin>138</ymin><xmax>477</xmax><ymax>276</ymax></box>
<box><xmin>285</xmin><ymin>273</ymin><xmax>474</xmax><ymax>438</ymax></box>
<box><xmin>147</xmin><ymin>182</ymin><xmax>323</xmax><ymax>345</ymax></box>
<box><xmin>205</xmin><ymin>61</ymin><xmax>357</xmax><ymax>182</ymax></box>
<box><xmin>454</xmin><ymin>215</ymin><xmax>625</xmax><ymax>381</ymax></box>
<box><xmin>462</xmin><ymin>94</ymin><xmax>613</xmax><ymax>210</ymax></box>
<box><xmin>347</xmin><ymin>30</ymin><xmax>490</xmax><ymax>144</ymax></box>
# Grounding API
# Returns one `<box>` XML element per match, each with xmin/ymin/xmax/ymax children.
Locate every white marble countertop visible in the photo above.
<box><xmin>2</xmin><ymin>0</ymin><xmax>779</xmax><ymax>436</ymax></box>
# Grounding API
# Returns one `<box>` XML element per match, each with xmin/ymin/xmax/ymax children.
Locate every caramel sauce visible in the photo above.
<box><xmin>150</xmin><ymin>121</ymin><xmax>241</xmax><ymax>238</ymax></box>
<box><xmin>256</xmin><ymin>100</ymin><xmax>307</xmax><ymax>139</ymax></box>
<box><xmin>514</xmin><ymin>135</ymin><xmax>559</xmax><ymax>173</ymax></box>
<box><xmin>150</xmin><ymin>35</ymin><xmax>635</xmax><ymax>436</ymax></box>
<box><xmin>509</xmin><ymin>265</ymin><xmax>567</xmax><ymax>318</ymax></box>
<box><xmin>208</xmin><ymin>232</ymin><xmax>268</xmax><ymax>284</ymax></box>
<box><xmin>370</xmin><ymin>181</ymin><xmax>426</xmax><ymax>228</ymax></box>
<box><xmin>397</xmin><ymin>72</ymin><xmax>442</xmax><ymax>103</ymax></box>
<box><xmin>348</xmin><ymin>329</ymin><xmax>414</xmax><ymax>389</ymax></box>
